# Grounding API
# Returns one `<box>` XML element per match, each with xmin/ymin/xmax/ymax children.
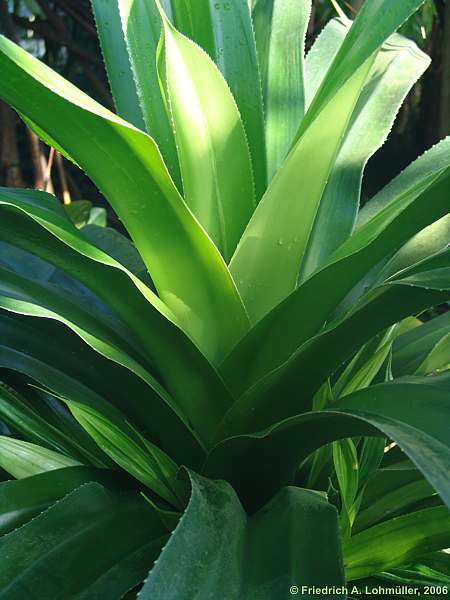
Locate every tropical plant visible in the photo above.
<box><xmin>0</xmin><ymin>0</ymin><xmax>449</xmax><ymax>597</ymax></box>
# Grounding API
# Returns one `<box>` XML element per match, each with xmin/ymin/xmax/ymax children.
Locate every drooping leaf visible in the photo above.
<box><xmin>0</xmin><ymin>191</ymin><xmax>234</xmax><ymax>448</ymax></box>
<box><xmin>140</xmin><ymin>471</ymin><xmax>345</xmax><ymax>599</ymax></box>
<box><xmin>0</xmin><ymin>263</ymin><xmax>158</xmax><ymax>384</ymax></box>
<box><xmin>205</xmin><ymin>376</ymin><xmax>450</xmax><ymax>511</ymax></box>
<box><xmin>0</xmin><ymin>312</ymin><xmax>204</xmax><ymax>467</ymax></box>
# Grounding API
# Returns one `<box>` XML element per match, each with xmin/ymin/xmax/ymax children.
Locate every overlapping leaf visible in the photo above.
<box><xmin>229</xmin><ymin>0</ymin><xmax>427</xmax><ymax>323</ymax></box>
<box><xmin>0</xmin><ymin>483</ymin><xmax>169</xmax><ymax>600</ymax></box>
<box><xmin>0</xmin><ymin>189</ymin><xmax>235</xmax><ymax>447</ymax></box>
<box><xmin>300</xmin><ymin>23</ymin><xmax>430</xmax><ymax>281</ymax></box>
<box><xmin>221</xmin><ymin>137</ymin><xmax>450</xmax><ymax>396</ymax></box>
<box><xmin>0</xmin><ymin>312</ymin><xmax>204</xmax><ymax>466</ymax></box>
<box><xmin>171</xmin><ymin>0</ymin><xmax>266</xmax><ymax>198</ymax></box>
<box><xmin>253</xmin><ymin>0</ymin><xmax>310</xmax><ymax>180</ymax></box>
<box><xmin>0</xmin><ymin>35</ymin><xmax>249</xmax><ymax>363</ymax></box>
<box><xmin>140</xmin><ymin>471</ymin><xmax>345</xmax><ymax>599</ymax></box>
<box><xmin>205</xmin><ymin>376</ymin><xmax>450</xmax><ymax>512</ymax></box>
<box><xmin>158</xmin><ymin>9</ymin><xmax>255</xmax><ymax>260</ymax></box>
<box><xmin>221</xmin><ymin>257</ymin><xmax>450</xmax><ymax>434</ymax></box>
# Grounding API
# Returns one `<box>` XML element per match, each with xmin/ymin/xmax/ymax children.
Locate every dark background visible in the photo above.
<box><xmin>0</xmin><ymin>0</ymin><xmax>449</xmax><ymax>213</ymax></box>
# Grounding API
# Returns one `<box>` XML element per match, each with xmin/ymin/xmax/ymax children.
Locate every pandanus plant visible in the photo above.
<box><xmin>0</xmin><ymin>0</ymin><xmax>449</xmax><ymax>597</ymax></box>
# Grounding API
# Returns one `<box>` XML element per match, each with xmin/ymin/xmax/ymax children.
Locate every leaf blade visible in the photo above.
<box><xmin>159</xmin><ymin>13</ymin><xmax>255</xmax><ymax>260</ymax></box>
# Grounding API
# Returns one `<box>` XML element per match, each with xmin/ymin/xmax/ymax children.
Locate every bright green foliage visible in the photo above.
<box><xmin>0</xmin><ymin>0</ymin><xmax>448</xmax><ymax>597</ymax></box>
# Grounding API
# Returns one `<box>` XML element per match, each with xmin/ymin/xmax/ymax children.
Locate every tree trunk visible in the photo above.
<box><xmin>0</xmin><ymin>101</ymin><xmax>24</xmax><ymax>187</ymax></box>
<box><xmin>26</xmin><ymin>129</ymin><xmax>55</xmax><ymax>193</ymax></box>
<box><xmin>351</xmin><ymin>0</ymin><xmax>364</xmax><ymax>10</ymax></box>
<box><xmin>439</xmin><ymin>0</ymin><xmax>450</xmax><ymax>138</ymax></box>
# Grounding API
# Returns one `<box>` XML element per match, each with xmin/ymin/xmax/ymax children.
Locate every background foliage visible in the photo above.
<box><xmin>1</xmin><ymin>0</ymin><xmax>449</xmax><ymax>207</ymax></box>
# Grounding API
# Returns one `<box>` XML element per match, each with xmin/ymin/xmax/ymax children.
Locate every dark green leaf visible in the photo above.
<box><xmin>0</xmin><ymin>466</ymin><xmax>129</xmax><ymax>536</ymax></box>
<box><xmin>0</xmin><ymin>483</ymin><xmax>169</xmax><ymax>600</ymax></box>
<box><xmin>140</xmin><ymin>471</ymin><xmax>345</xmax><ymax>599</ymax></box>
<box><xmin>205</xmin><ymin>376</ymin><xmax>450</xmax><ymax>512</ymax></box>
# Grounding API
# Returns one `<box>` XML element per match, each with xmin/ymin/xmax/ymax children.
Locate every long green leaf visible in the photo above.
<box><xmin>333</xmin><ymin>437</ymin><xmax>359</xmax><ymax>537</ymax></box>
<box><xmin>0</xmin><ymin>35</ymin><xmax>249</xmax><ymax>363</ymax></box>
<box><xmin>0</xmin><ymin>381</ymin><xmax>103</xmax><ymax>465</ymax></box>
<box><xmin>90</xmin><ymin>0</ymin><xmax>145</xmax><ymax>130</ymax></box>
<box><xmin>0</xmin><ymin>268</ymin><xmax>218</xmax><ymax>449</ymax></box>
<box><xmin>230</xmin><ymin>0</ymin><xmax>427</xmax><ymax>322</ymax></box>
<box><xmin>171</xmin><ymin>0</ymin><xmax>266</xmax><ymax>199</ymax></box>
<box><xmin>393</xmin><ymin>311</ymin><xmax>450</xmax><ymax>376</ymax></box>
<box><xmin>333</xmin><ymin>327</ymin><xmax>396</xmax><ymax>399</ymax></box>
<box><xmin>301</xmin><ymin>0</ymin><xmax>428</xmax><ymax>136</ymax></box>
<box><xmin>300</xmin><ymin>27</ymin><xmax>430</xmax><ymax>281</ymax></box>
<box><xmin>140</xmin><ymin>471</ymin><xmax>345</xmax><ymax>598</ymax></box>
<box><xmin>304</xmin><ymin>18</ymin><xmax>348</xmax><ymax>110</ymax></box>
<box><xmin>220</xmin><ymin>262</ymin><xmax>450</xmax><ymax>435</ymax></box>
<box><xmin>0</xmin><ymin>483</ymin><xmax>169</xmax><ymax>600</ymax></box>
<box><xmin>253</xmin><ymin>0</ymin><xmax>310</xmax><ymax>180</ymax></box>
<box><xmin>205</xmin><ymin>376</ymin><xmax>450</xmax><ymax>511</ymax></box>
<box><xmin>0</xmin><ymin>312</ymin><xmax>204</xmax><ymax>466</ymax></box>
<box><xmin>0</xmin><ymin>314</ymin><xmax>183</xmax><ymax>503</ymax></box>
<box><xmin>0</xmin><ymin>264</ymin><xmax>162</xmax><ymax>387</ymax></box>
<box><xmin>95</xmin><ymin>0</ymin><xmax>182</xmax><ymax>186</ymax></box>
<box><xmin>344</xmin><ymin>507</ymin><xmax>450</xmax><ymax>581</ymax></box>
<box><xmin>0</xmin><ymin>190</ymin><xmax>234</xmax><ymax>448</ymax></box>
<box><xmin>415</xmin><ymin>332</ymin><xmax>450</xmax><ymax>376</ymax></box>
<box><xmin>0</xmin><ymin>436</ymin><xmax>81</xmax><ymax>479</ymax></box>
<box><xmin>0</xmin><ymin>466</ymin><xmax>129</xmax><ymax>536</ymax></box>
<box><xmin>354</xmin><ymin>478</ymin><xmax>435</xmax><ymax>533</ymax></box>
<box><xmin>376</xmin><ymin>214</ymin><xmax>450</xmax><ymax>284</ymax></box>
<box><xmin>221</xmin><ymin>138</ymin><xmax>450</xmax><ymax>396</ymax></box>
<box><xmin>60</xmin><ymin>392</ymin><xmax>183</xmax><ymax>508</ymax></box>
<box><xmin>158</xmin><ymin>9</ymin><xmax>255</xmax><ymax>260</ymax></box>
<box><xmin>230</xmin><ymin>54</ymin><xmax>374</xmax><ymax>323</ymax></box>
